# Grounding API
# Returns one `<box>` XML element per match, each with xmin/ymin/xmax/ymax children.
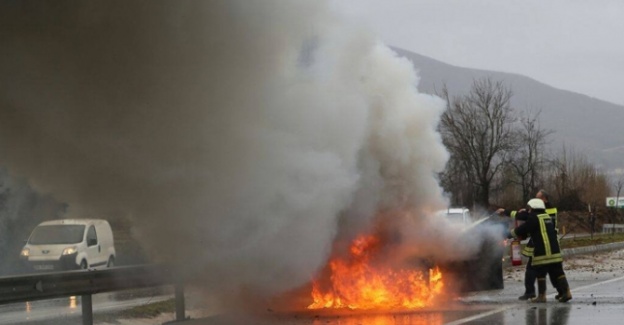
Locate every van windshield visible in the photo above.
<box><xmin>28</xmin><ymin>225</ymin><xmax>86</xmax><ymax>245</ymax></box>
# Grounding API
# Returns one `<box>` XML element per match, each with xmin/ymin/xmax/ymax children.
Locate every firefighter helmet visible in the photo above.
<box><xmin>527</xmin><ymin>198</ymin><xmax>546</xmax><ymax>210</ymax></box>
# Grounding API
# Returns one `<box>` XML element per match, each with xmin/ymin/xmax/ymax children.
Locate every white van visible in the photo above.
<box><xmin>20</xmin><ymin>219</ymin><xmax>116</xmax><ymax>271</ymax></box>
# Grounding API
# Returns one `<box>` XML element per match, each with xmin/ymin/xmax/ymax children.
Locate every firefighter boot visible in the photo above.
<box><xmin>557</xmin><ymin>276</ymin><xmax>572</xmax><ymax>303</ymax></box>
<box><xmin>529</xmin><ymin>278</ymin><xmax>547</xmax><ymax>303</ymax></box>
<box><xmin>518</xmin><ymin>293</ymin><xmax>536</xmax><ymax>300</ymax></box>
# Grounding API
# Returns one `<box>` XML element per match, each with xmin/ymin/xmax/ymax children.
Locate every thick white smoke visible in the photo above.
<box><xmin>0</xmin><ymin>0</ymin><xmax>452</xmax><ymax>304</ymax></box>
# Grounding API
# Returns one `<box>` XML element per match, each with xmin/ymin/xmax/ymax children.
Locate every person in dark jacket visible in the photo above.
<box><xmin>496</xmin><ymin>205</ymin><xmax>537</xmax><ymax>300</ymax></box>
<box><xmin>508</xmin><ymin>199</ymin><xmax>572</xmax><ymax>303</ymax></box>
<box><xmin>536</xmin><ymin>189</ymin><xmax>561</xmax><ymax>295</ymax></box>
<box><xmin>497</xmin><ymin>189</ymin><xmax>559</xmax><ymax>300</ymax></box>
<box><xmin>537</xmin><ymin>189</ymin><xmax>558</xmax><ymax>232</ymax></box>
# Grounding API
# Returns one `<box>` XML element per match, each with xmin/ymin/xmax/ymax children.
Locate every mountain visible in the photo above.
<box><xmin>391</xmin><ymin>47</ymin><xmax>624</xmax><ymax>172</ymax></box>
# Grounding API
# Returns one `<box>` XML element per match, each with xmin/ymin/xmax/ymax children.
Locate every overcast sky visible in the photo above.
<box><xmin>332</xmin><ymin>0</ymin><xmax>624</xmax><ymax>106</ymax></box>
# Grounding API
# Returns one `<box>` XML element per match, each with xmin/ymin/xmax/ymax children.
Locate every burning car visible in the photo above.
<box><xmin>306</xmin><ymin>209</ymin><xmax>508</xmax><ymax>311</ymax></box>
<box><xmin>307</xmin><ymin>233</ymin><xmax>445</xmax><ymax>310</ymax></box>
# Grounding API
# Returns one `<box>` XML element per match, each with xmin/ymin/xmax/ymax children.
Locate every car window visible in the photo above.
<box><xmin>29</xmin><ymin>225</ymin><xmax>86</xmax><ymax>245</ymax></box>
<box><xmin>86</xmin><ymin>225</ymin><xmax>98</xmax><ymax>246</ymax></box>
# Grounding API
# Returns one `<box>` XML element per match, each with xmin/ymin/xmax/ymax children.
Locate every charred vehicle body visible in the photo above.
<box><xmin>435</xmin><ymin>209</ymin><xmax>508</xmax><ymax>292</ymax></box>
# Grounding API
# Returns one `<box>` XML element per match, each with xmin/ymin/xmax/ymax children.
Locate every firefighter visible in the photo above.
<box><xmin>496</xmin><ymin>205</ymin><xmax>537</xmax><ymax>300</ymax></box>
<box><xmin>537</xmin><ymin>189</ymin><xmax>558</xmax><ymax>232</ymax></box>
<box><xmin>497</xmin><ymin>189</ymin><xmax>559</xmax><ymax>300</ymax></box>
<box><xmin>536</xmin><ymin>189</ymin><xmax>562</xmax><ymax>298</ymax></box>
<box><xmin>507</xmin><ymin>199</ymin><xmax>572</xmax><ymax>303</ymax></box>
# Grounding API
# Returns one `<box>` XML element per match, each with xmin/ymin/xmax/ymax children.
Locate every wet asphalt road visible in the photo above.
<box><xmin>178</xmin><ymin>249</ymin><xmax>624</xmax><ymax>325</ymax></box>
<box><xmin>2</xmin><ymin>249</ymin><xmax>624</xmax><ymax>324</ymax></box>
<box><xmin>0</xmin><ymin>287</ymin><xmax>173</xmax><ymax>325</ymax></box>
<box><xmin>183</xmin><ymin>274</ymin><xmax>624</xmax><ymax>325</ymax></box>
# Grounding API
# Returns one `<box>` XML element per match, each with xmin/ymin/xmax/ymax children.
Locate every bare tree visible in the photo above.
<box><xmin>439</xmin><ymin>153</ymin><xmax>474</xmax><ymax>207</ymax></box>
<box><xmin>439</xmin><ymin>78</ymin><xmax>517</xmax><ymax>207</ymax></box>
<box><xmin>508</xmin><ymin>109</ymin><xmax>552</xmax><ymax>203</ymax></box>
<box><xmin>613</xmin><ymin>175</ymin><xmax>624</xmax><ymax>201</ymax></box>
<box><xmin>545</xmin><ymin>145</ymin><xmax>609</xmax><ymax>211</ymax></box>
<box><xmin>612</xmin><ymin>173</ymin><xmax>624</xmax><ymax>223</ymax></box>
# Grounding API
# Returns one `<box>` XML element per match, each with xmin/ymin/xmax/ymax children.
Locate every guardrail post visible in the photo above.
<box><xmin>81</xmin><ymin>294</ymin><xmax>93</xmax><ymax>325</ymax></box>
<box><xmin>175</xmin><ymin>282</ymin><xmax>186</xmax><ymax>321</ymax></box>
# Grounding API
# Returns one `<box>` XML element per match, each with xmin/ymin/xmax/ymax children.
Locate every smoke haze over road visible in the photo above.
<box><xmin>0</xmin><ymin>0</ymin><xmax>473</xmax><ymax>308</ymax></box>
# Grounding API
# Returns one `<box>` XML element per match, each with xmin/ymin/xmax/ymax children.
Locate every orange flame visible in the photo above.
<box><xmin>308</xmin><ymin>234</ymin><xmax>444</xmax><ymax>310</ymax></box>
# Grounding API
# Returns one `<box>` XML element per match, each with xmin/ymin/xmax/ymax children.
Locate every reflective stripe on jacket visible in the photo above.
<box><xmin>511</xmin><ymin>212</ymin><xmax>562</xmax><ymax>266</ymax></box>
<box><xmin>545</xmin><ymin>205</ymin><xmax>558</xmax><ymax>230</ymax></box>
<box><xmin>521</xmin><ymin>245</ymin><xmax>534</xmax><ymax>257</ymax></box>
<box><xmin>506</xmin><ymin>209</ymin><xmax>535</xmax><ymax>256</ymax></box>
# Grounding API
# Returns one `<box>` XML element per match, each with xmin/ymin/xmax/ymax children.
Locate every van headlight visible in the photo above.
<box><xmin>20</xmin><ymin>248</ymin><xmax>30</xmax><ymax>257</ymax></box>
<box><xmin>62</xmin><ymin>246</ymin><xmax>77</xmax><ymax>255</ymax></box>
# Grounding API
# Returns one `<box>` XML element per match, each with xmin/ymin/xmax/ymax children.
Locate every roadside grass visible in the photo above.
<box><xmin>559</xmin><ymin>232</ymin><xmax>624</xmax><ymax>249</ymax></box>
<box><xmin>513</xmin><ymin>232</ymin><xmax>624</xmax><ymax>252</ymax></box>
<box><xmin>117</xmin><ymin>298</ymin><xmax>176</xmax><ymax>318</ymax></box>
<box><xmin>94</xmin><ymin>298</ymin><xmax>176</xmax><ymax>323</ymax></box>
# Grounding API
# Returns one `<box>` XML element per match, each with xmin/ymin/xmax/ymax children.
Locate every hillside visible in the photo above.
<box><xmin>392</xmin><ymin>47</ymin><xmax>624</xmax><ymax>172</ymax></box>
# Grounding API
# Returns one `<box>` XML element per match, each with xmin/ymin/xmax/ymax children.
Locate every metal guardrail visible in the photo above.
<box><xmin>602</xmin><ymin>223</ymin><xmax>624</xmax><ymax>233</ymax></box>
<box><xmin>0</xmin><ymin>264</ymin><xmax>186</xmax><ymax>325</ymax></box>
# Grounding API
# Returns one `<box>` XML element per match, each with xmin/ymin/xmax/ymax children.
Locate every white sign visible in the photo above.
<box><xmin>606</xmin><ymin>197</ymin><xmax>624</xmax><ymax>208</ymax></box>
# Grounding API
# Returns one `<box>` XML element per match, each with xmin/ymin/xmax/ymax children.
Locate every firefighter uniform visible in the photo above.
<box><xmin>545</xmin><ymin>202</ymin><xmax>558</xmax><ymax>233</ymax></box>
<box><xmin>501</xmin><ymin>208</ymin><xmax>537</xmax><ymax>300</ymax></box>
<box><xmin>502</xmin><ymin>201</ymin><xmax>560</xmax><ymax>300</ymax></box>
<box><xmin>510</xmin><ymin>199</ymin><xmax>572</xmax><ymax>303</ymax></box>
<box><xmin>543</xmin><ymin>201</ymin><xmax>560</xmax><ymax>293</ymax></box>
<box><xmin>518</xmin><ymin>201</ymin><xmax>557</xmax><ymax>257</ymax></box>
<box><xmin>506</xmin><ymin>209</ymin><xmax>537</xmax><ymax>258</ymax></box>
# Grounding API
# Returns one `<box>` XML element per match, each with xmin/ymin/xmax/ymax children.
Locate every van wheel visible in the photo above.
<box><xmin>107</xmin><ymin>256</ymin><xmax>115</xmax><ymax>268</ymax></box>
<box><xmin>80</xmin><ymin>260</ymin><xmax>88</xmax><ymax>270</ymax></box>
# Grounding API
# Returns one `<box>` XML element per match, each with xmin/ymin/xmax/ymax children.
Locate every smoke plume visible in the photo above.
<box><xmin>0</xmin><ymin>0</ymin><xmax>456</xmax><ymax>305</ymax></box>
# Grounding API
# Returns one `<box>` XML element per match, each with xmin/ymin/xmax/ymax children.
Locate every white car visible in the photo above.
<box><xmin>20</xmin><ymin>219</ymin><xmax>116</xmax><ymax>271</ymax></box>
<box><xmin>436</xmin><ymin>207</ymin><xmax>506</xmax><ymax>291</ymax></box>
<box><xmin>439</xmin><ymin>207</ymin><xmax>472</xmax><ymax>224</ymax></box>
